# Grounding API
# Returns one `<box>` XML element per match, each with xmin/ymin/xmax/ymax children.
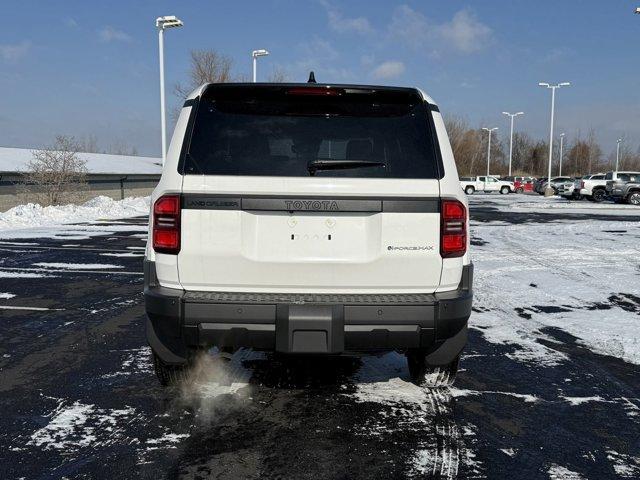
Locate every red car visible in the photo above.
<box><xmin>504</xmin><ymin>176</ymin><xmax>535</xmax><ymax>194</ymax></box>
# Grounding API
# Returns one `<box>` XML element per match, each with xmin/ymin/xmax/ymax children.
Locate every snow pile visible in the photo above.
<box><xmin>0</xmin><ymin>196</ymin><xmax>150</xmax><ymax>230</ymax></box>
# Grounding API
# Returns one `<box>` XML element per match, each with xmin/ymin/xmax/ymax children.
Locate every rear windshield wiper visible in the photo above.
<box><xmin>307</xmin><ymin>159</ymin><xmax>386</xmax><ymax>176</ymax></box>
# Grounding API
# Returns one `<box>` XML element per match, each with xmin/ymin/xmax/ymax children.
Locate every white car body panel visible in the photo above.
<box><xmin>149</xmin><ymin>85</ymin><xmax>470</xmax><ymax>295</ymax></box>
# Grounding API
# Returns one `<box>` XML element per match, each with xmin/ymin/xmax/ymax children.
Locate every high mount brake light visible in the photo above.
<box><xmin>286</xmin><ymin>87</ymin><xmax>343</xmax><ymax>96</ymax></box>
<box><xmin>153</xmin><ymin>195</ymin><xmax>180</xmax><ymax>254</ymax></box>
<box><xmin>440</xmin><ymin>199</ymin><xmax>467</xmax><ymax>258</ymax></box>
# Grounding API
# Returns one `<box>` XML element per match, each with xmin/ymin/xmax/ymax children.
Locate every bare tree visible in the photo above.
<box><xmin>174</xmin><ymin>49</ymin><xmax>234</xmax><ymax>98</ymax></box>
<box><xmin>24</xmin><ymin>135</ymin><xmax>88</xmax><ymax>206</ymax></box>
<box><xmin>77</xmin><ymin>134</ymin><xmax>99</xmax><ymax>153</ymax></box>
<box><xmin>268</xmin><ymin>67</ymin><xmax>289</xmax><ymax>83</ymax></box>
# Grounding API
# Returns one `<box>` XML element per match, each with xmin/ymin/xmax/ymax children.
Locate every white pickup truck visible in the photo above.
<box><xmin>575</xmin><ymin>173</ymin><xmax>607</xmax><ymax>202</ymax></box>
<box><xmin>460</xmin><ymin>176</ymin><xmax>514</xmax><ymax>195</ymax></box>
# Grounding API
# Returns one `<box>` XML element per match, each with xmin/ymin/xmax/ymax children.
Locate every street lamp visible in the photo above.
<box><xmin>502</xmin><ymin>111</ymin><xmax>524</xmax><ymax>177</ymax></box>
<box><xmin>539</xmin><ymin>82</ymin><xmax>570</xmax><ymax>195</ymax></box>
<box><xmin>156</xmin><ymin>15</ymin><xmax>183</xmax><ymax>166</ymax></box>
<box><xmin>482</xmin><ymin>127</ymin><xmax>498</xmax><ymax>177</ymax></box>
<box><xmin>616</xmin><ymin>138</ymin><xmax>622</xmax><ymax>171</ymax></box>
<box><xmin>252</xmin><ymin>49</ymin><xmax>269</xmax><ymax>82</ymax></box>
<box><xmin>558</xmin><ymin>133</ymin><xmax>565</xmax><ymax>176</ymax></box>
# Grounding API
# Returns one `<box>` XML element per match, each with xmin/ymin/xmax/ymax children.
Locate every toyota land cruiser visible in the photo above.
<box><xmin>144</xmin><ymin>82</ymin><xmax>473</xmax><ymax>387</ymax></box>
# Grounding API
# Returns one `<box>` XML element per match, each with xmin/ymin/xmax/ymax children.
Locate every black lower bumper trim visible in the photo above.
<box><xmin>144</xmin><ymin>260</ymin><xmax>473</xmax><ymax>362</ymax></box>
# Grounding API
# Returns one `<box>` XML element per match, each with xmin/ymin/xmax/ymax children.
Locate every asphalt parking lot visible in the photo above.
<box><xmin>1</xmin><ymin>195</ymin><xmax>639</xmax><ymax>479</ymax></box>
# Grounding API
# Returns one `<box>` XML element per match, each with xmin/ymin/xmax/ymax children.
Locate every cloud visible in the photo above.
<box><xmin>286</xmin><ymin>37</ymin><xmax>355</xmax><ymax>82</ymax></box>
<box><xmin>65</xmin><ymin>18</ymin><xmax>78</xmax><ymax>28</ymax></box>
<box><xmin>436</xmin><ymin>9</ymin><xmax>493</xmax><ymax>54</ymax></box>
<box><xmin>371</xmin><ymin>61</ymin><xmax>405</xmax><ymax>79</ymax></box>
<box><xmin>321</xmin><ymin>1</ymin><xmax>373</xmax><ymax>34</ymax></box>
<box><xmin>0</xmin><ymin>41</ymin><xmax>31</xmax><ymax>61</ymax></box>
<box><xmin>389</xmin><ymin>5</ymin><xmax>492</xmax><ymax>55</ymax></box>
<box><xmin>99</xmin><ymin>26</ymin><xmax>132</xmax><ymax>43</ymax></box>
<box><xmin>542</xmin><ymin>47</ymin><xmax>571</xmax><ymax>63</ymax></box>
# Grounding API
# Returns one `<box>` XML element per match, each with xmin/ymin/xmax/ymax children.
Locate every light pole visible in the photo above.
<box><xmin>502</xmin><ymin>111</ymin><xmax>524</xmax><ymax>177</ymax></box>
<box><xmin>616</xmin><ymin>138</ymin><xmax>622</xmax><ymax>171</ymax></box>
<box><xmin>156</xmin><ymin>16</ymin><xmax>183</xmax><ymax>166</ymax></box>
<box><xmin>252</xmin><ymin>49</ymin><xmax>269</xmax><ymax>82</ymax></box>
<box><xmin>482</xmin><ymin>127</ymin><xmax>498</xmax><ymax>177</ymax></box>
<box><xmin>539</xmin><ymin>82</ymin><xmax>570</xmax><ymax>195</ymax></box>
<box><xmin>559</xmin><ymin>133</ymin><xmax>565</xmax><ymax>176</ymax></box>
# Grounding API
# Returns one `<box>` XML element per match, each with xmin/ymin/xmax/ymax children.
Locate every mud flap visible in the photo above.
<box><xmin>276</xmin><ymin>304</ymin><xmax>345</xmax><ymax>353</ymax></box>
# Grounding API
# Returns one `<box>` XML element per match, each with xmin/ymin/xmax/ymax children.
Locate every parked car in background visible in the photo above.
<box><xmin>504</xmin><ymin>176</ymin><xmax>535</xmax><ymax>194</ymax></box>
<box><xmin>576</xmin><ymin>173</ymin><xmax>607</xmax><ymax>202</ymax></box>
<box><xmin>460</xmin><ymin>176</ymin><xmax>514</xmax><ymax>195</ymax></box>
<box><xmin>557</xmin><ymin>178</ymin><xmax>581</xmax><ymax>199</ymax></box>
<box><xmin>605</xmin><ymin>171</ymin><xmax>640</xmax><ymax>205</ymax></box>
<box><xmin>533</xmin><ymin>177</ymin><xmax>547</xmax><ymax>194</ymax></box>
<box><xmin>535</xmin><ymin>176</ymin><xmax>573</xmax><ymax>195</ymax></box>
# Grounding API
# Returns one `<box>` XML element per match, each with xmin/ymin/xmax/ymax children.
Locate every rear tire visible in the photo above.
<box><xmin>407</xmin><ymin>352</ymin><xmax>459</xmax><ymax>388</ymax></box>
<box><xmin>500</xmin><ymin>186</ymin><xmax>510</xmax><ymax>195</ymax></box>
<box><xmin>516</xmin><ymin>187</ymin><xmax>524</xmax><ymax>194</ymax></box>
<box><xmin>464</xmin><ymin>186</ymin><xmax>475</xmax><ymax>195</ymax></box>
<box><xmin>592</xmin><ymin>188</ymin><xmax>606</xmax><ymax>203</ymax></box>
<box><xmin>153</xmin><ymin>352</ymin><xmax>189</xmax><ymax>386</ymax></box>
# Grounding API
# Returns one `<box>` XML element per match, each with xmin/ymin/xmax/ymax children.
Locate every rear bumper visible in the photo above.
<box><xmin>144</xmin><ymin>261</ymin><xmax>473</xmax><ymax>365</ymax></box>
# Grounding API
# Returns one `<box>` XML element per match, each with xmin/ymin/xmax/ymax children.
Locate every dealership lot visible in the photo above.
<box><xmin>1</xmin><ymin>195</ymin><xmax>639</xmax><ymax>479</ymax></box>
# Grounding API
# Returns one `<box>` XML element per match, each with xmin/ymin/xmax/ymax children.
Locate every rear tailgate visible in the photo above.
<box><xmin>179</xmin><ymin>179</ymin><xmax>442</xmax><ymax>293</ymax></box>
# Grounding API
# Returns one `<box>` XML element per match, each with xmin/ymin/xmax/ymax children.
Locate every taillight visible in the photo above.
<box><xmin>580</xmin><ymin>181</ymin><xmax>585</xmax><ymax>189</ymax></box>
<box><xmin>153</xmin><ymin>194</ymin><xmax>180</xmax><ymax>254</ymax></box>
<box><xmin>441</xmin><ymin>199</ymin><xmax>467</xmax><ymax>258</ymax></box>
<box><xmin>286</xmin><ymin>87</ymin><xmax>343</xmax><ymax>96</ymax></box>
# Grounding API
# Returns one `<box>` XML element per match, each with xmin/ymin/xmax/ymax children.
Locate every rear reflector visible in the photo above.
<box><xmin>153</xmin><ymin>194</ymin><xmax>180</xmax><ymax>254</ymax></box>
<box><xmin>440</xmin><ymin>199</ymin><xmax>467</xmax><ymax>258</ymax></box>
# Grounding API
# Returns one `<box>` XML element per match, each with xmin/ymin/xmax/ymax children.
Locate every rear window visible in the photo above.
<box><xmin>182</xmin><ymin>85</ymin><xmax>440</xmax><ymax>179</ymax></box>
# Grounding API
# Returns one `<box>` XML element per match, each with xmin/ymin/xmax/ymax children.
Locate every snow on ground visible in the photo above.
<box><xmin>475</xmin><ymin>192</ymin><xmax>640</xmax><ymax>214</ymax></box>
<box><xmin>0</xmin><ymin>196</ymin><xmax>149</xmax><ymax>230</ymax></box>
<box><xmin>28</xmin><ymin>397</ymin><xmax>136</xmax><ymax>451</ymax></box>
<box><xmin>469</xmin><ymin>194</ymin><xmax>640</xmax><ymax>366</ymax></box>
<box><xmin>33</xmin><ymin>262</ymin><xmax>123</xmax><ymax>270</ymax></box>
<box><xmin>547</xmin><ymin>464</ymin><xmax>586</xmax><ymax>479</ymax></box>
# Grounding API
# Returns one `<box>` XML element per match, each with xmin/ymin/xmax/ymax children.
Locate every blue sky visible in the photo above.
<box><xmin>1</xmin><ymin>0</ymin><xmax>639</xmax><ymax>158</ymax></box>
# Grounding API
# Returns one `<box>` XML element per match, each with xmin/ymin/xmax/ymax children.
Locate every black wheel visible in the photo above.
<box><xmin>153</xmin><ymin>352</ymin><xmax>190</xmax><ymax>386</ymax></box>
<box><xmin>500</xmin><ymin>186</ymin><xmax>510</xmax><ymax>195</ymax></box>
<box><xmin>464</xmin><ymin>186</ymin><xmax>475</xmax><ymax>195</ymax></box>
<box><xmin>592</xmin><ymin>188</ymin><xmax>606</xmax><ymax>203</ymax></box>
<box><xmin>628</xmin><ymin>192</ymin><xmax>640</xmax><ymax>206</ymax></box>
<box><xmin>516</xmin><ymin>187</ymin><xmax>524</xmax><ymax>194</ymax></box>
<box><xmin>407</xmin><ymin>352</ymin><xmax>459</xmax><ymax>387</ymax></box>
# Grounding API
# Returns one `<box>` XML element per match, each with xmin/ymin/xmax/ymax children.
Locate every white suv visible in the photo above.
<box><xmin>144</xmin><ymin>83</ymin><xmax>473</xmax><ymax>387</ymax></box>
